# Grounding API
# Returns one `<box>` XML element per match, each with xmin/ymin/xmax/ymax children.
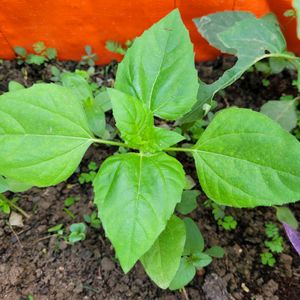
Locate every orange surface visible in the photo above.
<box><xmin>0</xmin><ymin>0</ymin><xmax>297</xmax><ymax>64</ymax></box>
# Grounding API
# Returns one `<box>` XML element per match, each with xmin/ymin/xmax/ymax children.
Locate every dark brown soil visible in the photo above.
<box><xmin>0</xmin><ymin>58</ymin><xmax>300</xmax><ymax>300</ymax></box>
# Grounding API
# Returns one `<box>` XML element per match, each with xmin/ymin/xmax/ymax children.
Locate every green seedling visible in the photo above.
<box><xmin>84</xmin><ymin>211</ymin><xmax>101</xmax><ymax>229</ymax></box>
<box><xmin>64</xmin><ymin>196</ymin><xmax>80</xmax><ymax>207</ymax></box>
<box><xmin>14</xmin><ymin>41</ymin><xmax>57</xmax><ymax>65</ymax></box>
<box><xmin>218</xmin><ymin>216</ymin><xmax>238</xmax><ymax>231</ymax></box>
<box><xmin>68</xmin><ymin>223</ymin><xmax>87</xmax><ymax>244</ymax></box>
<box><xmin>48</xmin><ymin>224</ymin><xmax>65</xmax><ymax>237</ymax></box>
<box><xmin>204</xmin><ymin>200</ymin><xmax>237</xmax><ymax>230</ymax></box>
<box><xmin>50</xmin><ymin>66</ymin><xmax>62</xmax><ymax>82</ymax></box>
<box><xmin>2</xmin><ymin>10</ymin><xmax>300</xmax><ymax>290</ymax></box>
<box><xmin>106</xmin><ymin>39</ymin><xmax>133</xmax><ymax>55</ymax></box>
<box><xmin>167</xmin><ymin>218</ymin><xmax>224</xmax><ymax>290</ymax></box>
<box><xmin>81</xmin><ymin>45</ymin><xmax>98</xmax><ymax>66</ymax></box>
<box><xmin>262</xmin><ymin>78</ymin><xmax>270</xmax><ymax>87</ymax></box>
<box><xmin>261</xmin><ymin>222</ymin><xmax>284</xmax><ymax>266</ymax></box>
<box><xmin>260</xmin><ymin>252</ymin><xmax>276</xmax><ymax>267</ymax></box>
<box><xmin>264</xmin><ymin>223</ymin><xmax>284</xmax><ymax>253</ymax></box>
<box><xmin>0</xmin><ymin>196</ymin><xmax>10</xmax><ymax>214</ymax></box>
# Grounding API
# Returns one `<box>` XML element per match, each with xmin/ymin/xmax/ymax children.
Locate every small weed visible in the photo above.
<box><xmin>80</xmin><ymin>45</ymin><xmax>98</xmax><ymax>67</ymax></box>
<box><xmin>260</xmin><ymin>222</ymin><xmax>284</xmax><ymax>266</ymax></box>
<box><xmin>106</xmin><ymin>39</ymin><xmax>133</xmax><ymax>55</ymax></box>
<box><xmin>14</xmin><ymin>41</ymin><xmax>57</xmax><ymax>65</ymax></box>
<box><xmin>68</xmin><ymin>223</ymin><xmax>87</xmax><ymax>244</ymax></box>
<box><xmin>260</xmin><ymin>252</ymin><xmax>276</xmax><ymax>267</ymax></box>
<box><xmin>84</xmin><ymin>211</ymin><xmax>101</xmax><ymax>229</ymax></box>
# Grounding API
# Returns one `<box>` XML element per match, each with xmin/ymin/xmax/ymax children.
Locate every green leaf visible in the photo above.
<box><xmin>93</xmin><ymin>152</ymin><xmax>185</xmax><ymax>273</ymax></box>
<box><xmin>46</xmin><ymin>48</ymin><xmax>57</xmax><ymax>60</ymax></box>
<box><xmin>109</xmin><ymin>88</ymin><xmax>184</xmax><ymax>151</ymax></box>
<box><xmin>95</xmin><ymin>91</ymin><xmax>112</xmax><ymax>112</ymax></box>
<box><xmin>194</xmin><ymin>11</ymin><xmax>253</xmax><ymax>54</ymax></box>
<box><xmin>168</xmin><ymin>257</ymin><xmax>196</xmax><ymax>290</ymax></box>
<box><xmin>176</xmin><ymin>190</ymin><xmax>200</xmax><ymax>214</ymax></box>
<box><xmin>183</xmin><ymin>217</ymin><xmax>204</xmax><ymax>255</ymax></box>
<box><xmin>26</xmin><ymin>54</ymin><xmax>46</xmax><ymax>65</ymax></box>
<box><xmin>33</xmin><ymin>41</ymin><xmax>46</xmax><ymax>53</ymax></box>
<box><xmin>5</xmin><ymin>177</ymin><xmax>32</xmax><ymax>192</ymax></box>
<box><xmin>8</xmin><ymin>81</ymin><xmax>25</xmax><ymax>92</ymax></box>
<box><xmin>193</xmin><ymin>108</ymin><xmax>300</xmax><ymax>207</ymax></box>
<box><xmin>69</xmin><ymin>223</ymin><xmax>87</xmax><ymax>244</ymax></box>
<box><xmin>260</xmin><ymin>99</ymin><xmax>298</xmax><ymax>131</ymax></box>
<box><xmin>61</xmin><ymin>72</ymin><xmax>93</xmax><ymax>103</ymax></box>
<box><xmin>0</xmin><ymin>197</ymin><xmax>10</xmax><ymax>214</ymax></box>
<box><xmin>151</xmin><ymin>127</ymin><xmax>184</xmax><ymax>150</ymax></box>
<box><xmin>0</xmin><ymin>83</ymin><xmax>93</xmax><ymax>186</ymax></box>
<box><xmin>0</xmin><ymin>176</ymin><xmax>8</xmax><ymax>193</ymax></box>
<box><xmin>191</xmin><ymin>252</ymin><xmax>212</xmax><ymax>268</ymax></box>
<box><xmin>61</xmin><ymin>72</ymin><xmax>106</xmax><ymax>137</ymax></box>
<box><xmin>141</xmin><ymin>215</ymin><xmax>186</xmax><ymax>289</ymax></box>
<box><xmin>0</xmin><ymin>176</ymin><xmax>31</xmax><ymax>193</ymax></box>
<box><xmin>181</xmin><ymin>12</ymin><xmax>287</xmax><ymax>123</ymax></box>
<box><xmin>115</xmin><ymin>9</ymin><xmax>198</xmax><ymax>120</ymax></box>
<box><xmin>14</xmin><ymin>46</ymin><xmax>27</xmax><ymax>57</ymax></box>
<box><xmin>205</xmin><ymin>246</ymin><xmax>225</xmax><ymax>258</ymax></box>
<box><xmin>293</xmin><ymin>0</ymin><xmax>300</xmax><ymax>39</ymax></box>
<box><xmin>108</xmin><ymin>88</ymin><xmax>154</xmax><ymax>149</ymax></box>
<box><xmin>276</xmin><ymin>207</ymin><xmax>298</xmax><ymax>230</ymax></box>
<box><xmin>269</xmin><ymin>57</ymin><xmax>291</xmax><ymax>73</ymax></box>
<box><xmin>84</xmin><ymin>98</ymin><xmax>106</xmax><ymax>137</ymax></box>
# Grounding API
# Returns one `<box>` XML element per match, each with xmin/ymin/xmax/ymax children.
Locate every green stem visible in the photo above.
<box><xmin>92</xmin><ymin>138</ymin><xmax>130</xmax><ymax>148</ymax></box>
<box><xmin>265</xmin><ymin>53</ymin><xmax>300</xmax><ymax>62</ymax></box>
<box><xmin>165</xmin><ymin>147</ymin><xmax>196</xmax><ymax>153</ymax></box>
<box><xmin>92</xmin><ymin>138</ymin><xmax>197</xmax><ymax>153</ymax></box>
<box><xmin>0</xmin><ymin>195</ymin><xmax>30</xmax><ymax>219</ymax></box>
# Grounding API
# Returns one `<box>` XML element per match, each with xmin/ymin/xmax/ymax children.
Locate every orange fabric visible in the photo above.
<box><xmin>0</xmin><ymin>0</ymin><xmax>297</xmax><ymax>64</ymax></box>
<box><xmin>267</xmin><ymin>0</ymin><xmax>299</xmax><ymax>54</ymax></box>
<box><xmin>177</xmin><ymin>0</ymin><xmax>236</xmax><ymax>61</ymax></box>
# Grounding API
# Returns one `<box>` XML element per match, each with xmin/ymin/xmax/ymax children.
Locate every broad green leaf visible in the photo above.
<box><xmin>61</xmin><ymin>72</ymin><xmax>106</xmax><ymax>138</ymax></box>
<box><xmin>151</xmin><ymin>127</ymin><xmax>184</xmax><ymax>150</ymax></box>
<box><xmin>93</xmin><ymin>152</ymin><xmax>185</xmax><ymax>273</ymax></box>
<box><xmin>168</xmin><ymin>257</ymin><xmax>196</xmax><ymax>290</ymax></box>
<box><xmin>194</xmin><ymin>11</ymin><xmax>253</xmax><ymax>54</ymax></box>
<box><xmin>191</xmin><ymin>252</ymin><xmax>212</xmax><ymax>268</ymax></box>
<box><xmin>141</xmin><ymin>215</ymin><xmax>186</xmax><ymax>289</ymax></box>
<box><xmin>108</xmin><ymin>88</ymin><xmax>154</xmax><ymax>149</ymax></box>
<box><xmin>115</xmin><ymin>9</ymin><xmax>198</xmax><ymax>120</ymax></box>
<box><xmin>0</xmin><ymin>84</ymin><xmax>93</xmax><ymax>186</ymax></box>
<box><xmin>5</xmin><ymin>177</ymin><xmax>32</xmax><ymax>192</ymax></box>
<box><xmin>0</xmin><ymin>176</ymin><xmax>31</xmax><ymax>193</ymax></box>
<box><xmin>61</xmin><ymin>72</ymin><xmax>93</xmax><ymax>103</ymax></box>
<box><xmin>269</xmin><ymin>57</ymin><xmax>293</xmax><ymax>73</ymax></box>
<box><xmin>183</xmin><ymin>217</ymin><xmax>204</xmax><ymax>255</ymax></box>
<box><xmin>293</xmin><ymin>0</ymin><xmax>300</xmax><ymax>39</ymax></box>
<box><xmin>193</xmin><ymin>108</ymin><xmax>300</xmax><ymax>207</ymax></box>
<box><xmin>0</xmin><ymin>176</ymin><xmax>8</xmax><ymax>193</ymax></box>
<box><xmin>276</xmin><ymin>207</ymin><xmax>298</xmax><ymax>230</ymax></box>
<box><xmin>205</xmin><ymin>246</ymin><xmax>225</xmax><ymax>258</ymax></box>
<box><xmin>176</xmin><ymin>190</ymin><xmax>200</xmax><ymax>214</ymax></box>
<box><xmin>8</xmin><ymin>81</ymin><xmax>25</xmax><ymax>92</ymax></box>
<box><xmin>181</xmin><ymin>12</ymin><xmax>287</xmax><ymax>123</ymax></box>
<box><xmin>260</xmin><ymin>100</ymin><xmax>298</xmax><ymax>132</ymax></box>
<box><xmin>26</xmin><ymin>54</ymin><xmax>46</xmax><ymax>65</ymax></box>
<box><xmin>109</xmin><ymin>88</ymin><xmax>184</xmax><ymax>151</ymax></box>
<box><xmin>95</xmin><ymin>91</ymin><xmax>112</xmax><ymax>112</ymax></box>
<box><xmin>83</xmin><ymin>98</ymin><xmax>106</xmax><ymax>137</ymax></box>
